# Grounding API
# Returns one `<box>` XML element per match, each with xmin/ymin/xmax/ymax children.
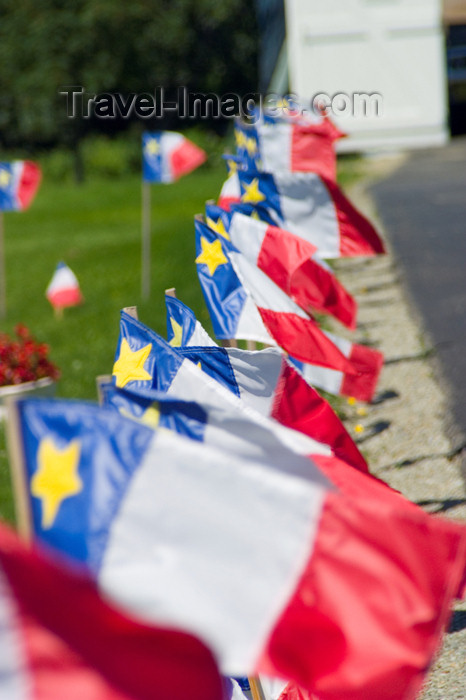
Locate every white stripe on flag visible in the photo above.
<box><xmin>226</xmin><ymin>346</ymin><xmax>283</xmax><ymax>416</ymax></box>
<box><xmin>235</xmin><ymin>294</ymin><xmax>275</xmax><ymax>344</ymax></box>
<box><xmin>99</xmin><ymin>429</ymin><xmax>327</xmax><ymax>675</ymax></box>
<box><xmin>0</xmin><ymin>568</ymin><xmax>32</xmax><ymax>699</ymax></box>
<box><xmin>229</xmin><ymin>251</ymin><xmax>308</xmax><ymax>318</ymax></box>
<box><xmin>258</xmin><ymin>123</ymin><xmax>291</xmax><ymax>172</ymax></box>
<box><xmin>276</xmin><ymin>172</ymin><xmax>340</xmax><ymax>258</ymax></box>
<box><xmin>168</xmin><ymin>357</ymin><xmax>332</xmax><ymax>461</ymax></box>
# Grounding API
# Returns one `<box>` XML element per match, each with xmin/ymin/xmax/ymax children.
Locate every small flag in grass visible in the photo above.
<box><xmin>142</xmin><ymin>131</ymin><xmax>207</xmax><ymax>183</ymax></box>
<box><xmin>46</xmin><ymin>262</ymin><xmax>83</xmax><ymax>313</ymax></box>
<box><xmin>0</xmin><ymin>160</ymin><xmax>42</xmax><ymax>211</ymax></box>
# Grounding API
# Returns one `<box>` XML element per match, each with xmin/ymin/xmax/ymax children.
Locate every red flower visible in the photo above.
<box><xmin>0</xmin><ymin>325</ymin><xmax>60</xmax><ymax>387</ymax></box>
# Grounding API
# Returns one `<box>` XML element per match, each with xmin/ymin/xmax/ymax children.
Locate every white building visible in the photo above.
<box><xmin>284</xmin><ymin>0</ymin><xmax>449</xmax><ymax>151</ymax></box>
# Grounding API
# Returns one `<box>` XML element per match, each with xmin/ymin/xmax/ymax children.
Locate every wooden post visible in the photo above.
<box><xmin>4</xmin><ymin>397</ymin><xmax>32</xmax><ymax>541</ymax></box>
<box><xmin>220</xmin><ymin>338</ymin><xmax>238</xmax><ymax>348</ymax></box>
<box><xmin>165</xmin><ymin>287</ymin><xmax>177</xmax><ymax>298</ymax></box>
<box><xmin>0</xmin><ymin>212</ymin><xmax>6</xmax><ymax>319</ymax></box>
<box><xmin>123</xmin><ymin>305</ymin><xmax>139</xmax><ymax>320</ymax></box>
<box><xmin>141</xmin><ymin>181</ymin><xmax>151</xmax><ymax>301</ymax></box>
<box><xmin>96</xmin><ymin>374</ymin><xmax>112</xmax><ymax>405</ymax></box>
<box><xmin>249</xmin><ymin>677</ymin><xmax>266</xmax><ymax>700</ymax></box>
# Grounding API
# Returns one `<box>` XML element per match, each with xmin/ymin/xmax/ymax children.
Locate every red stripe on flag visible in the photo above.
<box><xmin>0</xmin><ymin>525</ymin><xmax>223</xmax><ymax>700</ymax></box>
<box><xmin>257</xmin><ymin>223</ymin><xmax>357</xmax><ymax>329</ymax></box>
<box><xmin>323</xmin><ymin>178</ymin><xmax>386</xmax><ymax>257</ymax></box>
<box><xmin>171</xmin><ymin>140</ymin><xmax>207</xmax><ymax>180</ymax></box>
<box><xmin>17</xmin><ymin>161</ymin><xmax>42</xmax><ymax>210</ymax></box>
<box><xmin>271</xmin><ymin>362</ymin><xmax>369</xmax><ymax>473</ymax></box>
<box><xmin>290</xmin><ymin>125</ymin><xmax>338</xmax><ymax>181</ymax></box>
<box><xmin>47</xmin><ymin>288</ymin><xmax>84</xmax><ymax>309</ymax></box>
<box><xmin>257</xmin><ymin>470</ymin><xmax>466</xmax><ymax>700</ymax></box>
<box><xmin>340</xmin><ymin>343</ymin><xmax>384</xmax><ymax>402</ymax></box>
<box><xmin>258</xmin><ymin>307</ymin><xmax>357</xmax><ymax>374</ymax></box>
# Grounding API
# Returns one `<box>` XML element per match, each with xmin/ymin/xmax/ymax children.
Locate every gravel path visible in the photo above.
<box><xmin>329</xmin><ymin>160</ymin><xmax>466</xmax><ymax>698</ymax></box>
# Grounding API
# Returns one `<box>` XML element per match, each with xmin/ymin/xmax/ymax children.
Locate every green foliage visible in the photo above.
<box><xmin>0</xmin><ymin>2</ymin><xmax>258</xmax><ymax>151</ymax></box>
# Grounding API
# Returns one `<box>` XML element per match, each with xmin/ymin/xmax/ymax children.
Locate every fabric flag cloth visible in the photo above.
<box><xmin>0</xmin><ymin>161</ymin><xmax>42</xmax><ymax>211</ymax></box>
<box><xmin>207</xmin><ymin>208</ymin><xmax>358</xmax><ymax>330</ymax></box>
<box><xmin>142</xmin><ymin>131</ymin><xmax>207</xmax><ymax>183</ymax></box>
<box><xmin>0</xmin><ymin>522</ymin><xmax>223</xmax><ymax>700</ymax></box>
<box><xmin>237</xmin><ymin>169</ymin><xmax>385</xmax><ymax>259</ymax></box>
<box><xmin>218</xmin><ymin>157</ymin><xmax>242</xmax><ymax>210</ymax></box>
<box><xmin>165</xmin><ymin>294</ymin><xmax>368</xmax><ymax>472</ymax></box>
<box><xmin>45</xmin><ymin>261</ymin><xmax>84</xmax><ymax>310</ymax></box>
<box><xmin>235</xmin><ymin>115</ymin><xmax>343</xmax><ymax>181</ymax></box>
<box><xmin>112</xmin><ymin>309</ymin><xmax>333</xmax><ymax>464</ymax></box>
<box><xmin>15</xmin><ymin>396</ymin><xmax>466</xmax><ymax>700</ymax></box>
<box><xmin>195</xmin><ymin>219</ymin><xmax>384</xmax><ymax>402</ymax></box>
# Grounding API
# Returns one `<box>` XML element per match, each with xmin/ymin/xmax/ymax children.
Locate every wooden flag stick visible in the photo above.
<box><xmin>165</xmin><ymin>287</ymin><xmax>177</xmax><ymax>298</ymax></box>
<box><xmin>123</xmin><ymin>305</ymin><xmax>139</xmax><ymax>321</ymax></box>
<box><xmin>220</xmin><ymin>338</ymin><xmax>238</xmax><ymax>348</ymax></box>
<box><xmin>95</xmin><ymin>374</ymin><xmax>112</xmax><ymax>405</ymax></box>
<box><xmin>0</xmin><ymin>212</ymin><xmax>6</xmax><ymax>319</ymax></box>
<box><xmin>249</xmin><ymin>677</ymin><xmax>266</xmax><ymax>700</ymax></box>
<box><xmin>4</xmin><ymin>397</ymin><xmax>32</xmax><ymax>542</ymax></box>
<box><xmin>141</xmin><ymin>181</ymin><xmax>151</xmax><ymax>301</ymax></box>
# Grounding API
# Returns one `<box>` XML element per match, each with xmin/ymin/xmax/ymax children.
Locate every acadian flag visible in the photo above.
<box><xmin>0</xmin><ymin>161</ymin><xmax>42</xmax><ymax>211</ymax></box>
<box><xmin>218</xmin><ymin>156</ymin><xmax>242</xmax><ymax>210</ymax></box>
<box><xmin>15</xmin><ymin>397</ymin><xmax>466</xmax><ymax>700</ymax></box>
<box><xmin>165</xmin><ymin>294</ymin><xmax>368</xmax><ymax>473</ymax></box>
<box><xmin>0</xmin><ymin>522</ymin><xmax>223</xmax><ymax>700</ymax></box>
<box><xmin>112</xmin><ymin>311</ymin><xmax>331</xmax><ymax>464</ymax></box>
<box><xmin>142</xmin><ymin>131</ymin><xmax>207</xmax><ymax>183</ymax></box>
<box><xmin>45</xmin><ymin>261</ymin><xmax>84</xmax><ymax>310</ymax></box>
<box><xmin>235</xmin><ymin>113</ymin><xmax>344</xmax><ymax>182</ymax></box>
<box><xmin>205</xmin><ymin>207</ymin><xmax>358</xmax><ymax>330</ymax></box>
<box><xmin>195</xmin><ymin>218</ymin><xmax>384</xmax><ymax>401</ymax></box>
<box><xmin>237</xmin><ymin>170</ymin><xmax>386</xmax><ymax>259</ymax></box>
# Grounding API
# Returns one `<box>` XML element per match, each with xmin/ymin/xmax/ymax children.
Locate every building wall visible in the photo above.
<box><xmin>285</xmin><ymin>0</ymin><xmax>449</xmax><ymax>151</ymax></box>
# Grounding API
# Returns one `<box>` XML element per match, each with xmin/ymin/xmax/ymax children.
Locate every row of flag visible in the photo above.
<box><xmin>1</xmin><ymin>103</ymin><xmax>465</xmax><ymax>700</ymax></box>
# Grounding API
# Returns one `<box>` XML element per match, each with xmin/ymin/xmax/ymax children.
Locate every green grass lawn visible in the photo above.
<box><xmin>0</xmin><ymin>151</ymin><xmax>363</xmax><ymax>524</ymax></box>
<box><xmin>0</xmin><ymin>160</ymin><xmax>229</xmax><ymax>522</ymax></box>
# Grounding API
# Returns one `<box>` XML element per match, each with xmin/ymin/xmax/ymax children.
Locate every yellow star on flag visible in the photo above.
<box><xmin>206</xmin><ymin>216</ymin><xmax>230</xmax><ymax>240</ymax></box>
<box><xmin>250</xmin><ymin>210</ymin><xmax>261</xmax><ymax>221</ymax></box>
<box><xmin>168</xmin><ymin>317</ymin><xmax>183</xmax><ymax>347</ymax></box>
<box><xmin>142</xmin><ymin>404</ymin><xmax>161</xmax><ymax>428</ymax></box>
<box><xmin>241</xmin><ymin>178</ymin><xmax>266</xmax><ymax>205</ymax></box>
<box><xmin>246</xmin><ymin>137</ymin><xmax>258</xmax><ymax>156</ymax></box>
<box><xmin>195</xmin><ymin>237</ymin><xmax>228</xmax><ymax>276</ymax></box>
<box><xmin>0</xmin><ymin>169</ymin><xmax>11</xmax><ymax>188</ymax></box>
<box><xmin>145</xmin><ymin>138</ymin><xmax>160</xmax><ymax>156</ymax></box>
<box><xmin>226</xmin><ymin>159</ymin><xmax>238</xmax><ymax>175</ymax></box>
<box><xmin>119</xmin><ymin>403</ymin><xmax>161</xmax><ymax>429</ymax></box>
<box><xmin>31</xmin><ymin>438</ymin><xmax>82</xmax><ymax>529</ymax></box>
<box><xmin>234</xmin><ymin>129</ymin><xmax>247</xmax><ymax>149</ymax></box>
<box><xmin>112</xmin><ymin>337</ymin><xmax>152</xmax><ymax>388</ymax></box>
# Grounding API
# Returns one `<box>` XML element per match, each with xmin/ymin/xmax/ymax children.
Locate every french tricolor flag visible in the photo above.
<box><xmin>142</xmin><ymin>131</ymin><xmax>207</xmax><ymax>183</ymax></box>
<box><xmin>236</xmin><ymin>170</ymin><xmax>386</xmax><ymax>259</ymax></box>
<box><xmin>17</xmin><ymin>396</ymin><xmax>466</xmax><ymax>700</ymax></box>
<box><xmin>0</xmin><ymin>161</ymin><xmax>42</xmax><ymax>211</ymax></box>
<box><xmin>45</xmin><ymin>261</ymin><xmax>84</xmax><ymax>310</ymax></box>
